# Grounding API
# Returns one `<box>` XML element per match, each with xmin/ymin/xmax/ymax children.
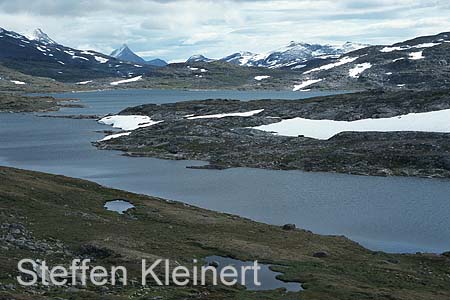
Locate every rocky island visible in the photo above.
<box><xmin>96</xmin><ymin>89</ymin><xmax>450</xmax><ymax>178</ymax></box>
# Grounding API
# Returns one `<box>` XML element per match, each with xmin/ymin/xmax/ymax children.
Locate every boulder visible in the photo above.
<box><xmin>282</xmin><ymin>224</ymin><xmax>296</xmax><ymax>231</ymax></box>
<box><xmin>313</xmin><ymin>251</ymin><xmax>329</xmax><ymax>258</ymax></box>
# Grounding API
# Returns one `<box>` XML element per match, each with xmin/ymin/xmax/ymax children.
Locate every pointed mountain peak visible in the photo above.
<box><xmin>28</xmin><ymin>28</ymin><xmax>57</xmax><ymax>45</ymax></box>
<box><xmin>119</xmin><ymin>44</ymin><xmax>130</xmax><ymax>51</ymax></box>
<box><xmin>111</xmin><ymin>44</ymin><xmax>133</xmax><ymax>57</ymax></box>
<box><xmin>110</xmin><ymin>44</ymin><xmax>146</xmax><ymax>64</ymax></box>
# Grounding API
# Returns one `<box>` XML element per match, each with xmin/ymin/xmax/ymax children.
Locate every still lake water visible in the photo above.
<box><xmin>1</xmin><ymin>89</ymin><xmax>450</xmax><ymax>253</ymax></box>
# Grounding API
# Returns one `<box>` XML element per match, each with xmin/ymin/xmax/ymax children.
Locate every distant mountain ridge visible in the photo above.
<box><xmin>1</xmin><ymin>26</ymin><xmax>450</xmax><ymax>91</ymax></box>
<box><xmin>110</xmin><ymin>44</ymin><xmax>167</xmax><ymax>67</ymax></box>
<box><xmin>223</xmin><ymin>41</ymin><xmax>369</xmax><ymax>69</ymax></box>
<box><xmin>186</xmin><ymin>41</ymin><xmax>369</xmax><ymax>69</ymax></box>
<box><xmin>289</xmin><ymin>32</ymin><xmax>450</xmax><ymax>90</ymax></box>
<box><xmin>186</xmin><ymin>54</ymin><xmax>214</xmax><ymax>63</ymax></box>
<box><xmin>147</xmin><ymin>58</ymin><xmax>167</xmax><ymax>67</ymax></box>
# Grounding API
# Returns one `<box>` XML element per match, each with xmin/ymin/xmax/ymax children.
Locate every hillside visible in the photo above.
<box><xmin>292</xmin><ymin>32</ymin><xmax>450</xmax><ymax>90</ymax></box>
<box><xmin>1</xmin><ymin>166</ymin><xmax>450</xmax><ymax>299</ymax></box>
<box><xmin>0</xmin><ymin>27</ymin><xmax>157</xmax><ymax>82</ymax></box>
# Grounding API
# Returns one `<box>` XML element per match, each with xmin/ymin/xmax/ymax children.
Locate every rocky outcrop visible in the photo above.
<box><xmin>96</xmin><ymin>90</ymin><xmax>450</xmax><ymax>179</ymax></box>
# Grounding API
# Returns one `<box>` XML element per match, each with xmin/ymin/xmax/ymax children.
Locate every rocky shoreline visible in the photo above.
<box><xmin>0</xmin><ymin>92</ymin><xmax>83</xmax><ymax>113</ymax></box>
<box><xmin>96</xmin><ymin>89</ymin><xmax>450</xmax><ymax>179</ymax></box>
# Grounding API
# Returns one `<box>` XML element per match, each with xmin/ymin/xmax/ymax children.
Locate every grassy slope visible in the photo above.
<box><xmin>0</xmin><ymin>166</ymin><xmax>450</xmax><ymax>299</ymax></box>
<box><xmin>0</xmin><ymin>64</ymin><xmax>74</xmax><ymax>93</ymax></box>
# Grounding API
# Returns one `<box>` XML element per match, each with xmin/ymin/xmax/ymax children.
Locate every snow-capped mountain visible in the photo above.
<box><xmin>110</xmin><ymin>44</ymin><xmax>167</xmax><ymax>67</ymax></box>
<box><xmin>0</xmin><ymin>27</ymin><xmax>155</xmax><ymax>82</ymax></box>
<box><xmin>290</xmin><ymin>32</ymin><xmax>450</xmax><ymax>91</ymax></box>
<box><xmin>221</xmin><ymin>51</ymin><xmax>258</xmax><ymax>65</ymax></box>
<box><xmin>27</xmin><ymin>28</ymin><xmax>58</xmax><ymax>45</ymax></box>
<box><xmin>110</xmin><ymin>44</ymin><xmax>146</xmax><ymax>64</ymax></box>
<box><xmin>186</xmin><ymin>54</ymin><xmax>214</xmax><ymax>63</ymax></box>
<box><xmin>221</xmin><ymin>41</ymin><xmax>369</xmax><ymax>69</ymax></box>
<box><xmin>340</xmin><ymin>41</ymin><xmax>368</xmax><ymax>53</ymax></box>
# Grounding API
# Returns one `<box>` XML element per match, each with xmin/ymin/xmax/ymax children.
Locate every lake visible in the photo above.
<box><xmin>1</xmin><ymin>89</ymin><xmax>450</xmax><ymax>254</ymax></box>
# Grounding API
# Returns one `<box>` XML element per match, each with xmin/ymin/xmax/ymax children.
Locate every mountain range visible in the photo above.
<box><xmin>0</xmin><ymin>27</ymin><xmax>158</xmax><ymax>81</ymax></box>
<box><xmin>1</xmin><ymin>26</ymin><xmax>449</xmax><ymax>91</ymax></box>
<box><xmin>187</xmin><ymin>41</ymin><xmax>369</xmax><ymax>69</ymax></box>
<box><xmin>291</xmin><ymin>32</ymin><xmax>450</xmax><ymax>90</ymax></box>
<box><xmin>110</xmin><ymin>44</ymin><xmax>167</xmax><ymax>67</ymax></box>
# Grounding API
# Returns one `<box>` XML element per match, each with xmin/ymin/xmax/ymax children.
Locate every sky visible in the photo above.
<box><xmin>0</xmin><ymin>0</ymin><xmax>449</xmax><ymax>62</ymax></box>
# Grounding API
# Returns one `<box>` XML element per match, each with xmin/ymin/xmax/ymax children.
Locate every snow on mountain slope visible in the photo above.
<box><xmin>289</xmin><ymin>31</ymin><xmax>450</xmax><ymax>90</ymax></box>
<box><xmin>110</xmin><ymin>44</ymin><xmax>167</xmax><ymax>67</ymax></box>
<box><xmin>219</xmin><ymin>41</ymin><xmax>369</xmax><ymax>69</ymax></box>
<box><xmin>110</xmin><ymin>44</ymin><xmax>146</xmax><ymax>64</ymax></box>
<box><xmin>0</xmin><ymin>27</ymin><xmax>154</xmax><ymax>82</ymax></box>
<box><xmin>27</xmin><ymin>28</ymin><xmax>57</xmax><ymax>45</ymax></box>
<box><xmin>186</xmin><ymin>54</ymin><xmax>214</xmax><ymax>63</ymax></box>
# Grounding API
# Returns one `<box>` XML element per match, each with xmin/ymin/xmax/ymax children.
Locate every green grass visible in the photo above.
<box><xmin>1</xmin><ymin>166</ymin><xmax>450</xmax><ymax>299</ymax></box>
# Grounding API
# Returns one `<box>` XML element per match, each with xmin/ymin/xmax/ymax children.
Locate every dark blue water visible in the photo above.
<box><xmin>47</xmin><ymin>88</ymin><xmax>347</xmax><ymax>115</ymax></box>
<box><xmin>2</xmin><ymin>89</ymin><xmax>450</xmax><ymax>254</ymax></box>
<box><xmin>204</xmin><ymin>256</ymin><xmax>302</xmax><ymax>292</ymax></box>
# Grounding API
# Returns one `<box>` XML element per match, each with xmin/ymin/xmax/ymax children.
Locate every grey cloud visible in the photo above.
<box><xmin>0</xmin><ymin>0</ymin><xmax>449</xmax><ymax>61</ymax></box>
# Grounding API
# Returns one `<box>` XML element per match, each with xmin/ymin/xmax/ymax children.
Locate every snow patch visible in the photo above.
<box><xmin>99</xmin><ymin>115</ymin><xmax>162</xmax><ymax>131</ymax></box>
<box><xmin>94</xmin><ymin>56</ymin><xmax>108</xmax><ymax>63</ymax></box>
<box><xmin>36</xmin><ymin>46</ymin><xmax>48</xmax><ymax>52</ymax></box>
<box><xmin>10</xmin><ymin>80</ymin><xmax>26</xmax><ymax>85</ymax></box>
<box><xmin>99</xmin><ymin>132</ymin><xmax>131</xmax><ymax>141</ymax></box>
<box><xmin>303</xmin><ymin>56</ymin><xmax>359</xmax><ymax>74</ymax></box>
<box><xmin>409</xmin><ymin>51</ymin><xmax>424</xmax><ymax>60</ymax></box>
<box><xmin>349</xmin><ymin>63</ymin><xmax>372</xmax><ymax>78</ymax></box>
<box><xmin>187</xmin><ymin>109</ymin><xmax>264</xmax><ymax>120</ymax></box>
<box><xmin>72</xmin><ymin>55</ymin><xmax>89</xmax><ymax>61</ymax></box>
<box><xmin>76</xmin><ymin>80</ymin><xmax>93</xmax><ymax>85</ymax></box>
<box><xmin>413</xmin><ymin>42</ymin><xmax>441</xmax><ymax>49</ymax></box>
<box><xmin>293</xmin><ymin>79</ymin><xmax>323</xmax><ymax>91</ymax></box>
<box><xmin>380</xmin><ymin>42</ymin><xmax>440</xmax><ymax>53</ymax></box>
<box><xmin>254</xmin><ymin>75</ymin><xmax>270</xmax><ymax>81</ymax></box>
<box><xmin>252</xmin><ymin>109</ymin><xmax>450</xmax><ymax>140</ymax></box>
<box><xmin>291</xmin><ymin>64</ymin><xmax>306</xmax><ymax>70</ymax></box>
<box><xmin>380</xmin><ymin>46</ymin><xmax>407</xmax><ymax>52</ymax></box>
<box><xmin>110</xmin><ymin>75</ymin><xmax>143</xmax><ymax>86</ymax></box>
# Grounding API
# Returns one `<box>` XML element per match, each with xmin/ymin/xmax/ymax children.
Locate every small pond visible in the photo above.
<box><xmin>205</xmin><ymin>255</ymin><xmax>303</xmax><ymax>292</ymax></box>
<box><xmin>104</xmin><ymin>200</ymin><xmax>135</xmax><ymax>214</ymax></box>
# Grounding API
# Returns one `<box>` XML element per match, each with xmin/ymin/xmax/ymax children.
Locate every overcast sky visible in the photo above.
<box><xmin>0</xmin><ymin>0</ymin><xmax>449</xmax><ymax>62</ymax></box>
